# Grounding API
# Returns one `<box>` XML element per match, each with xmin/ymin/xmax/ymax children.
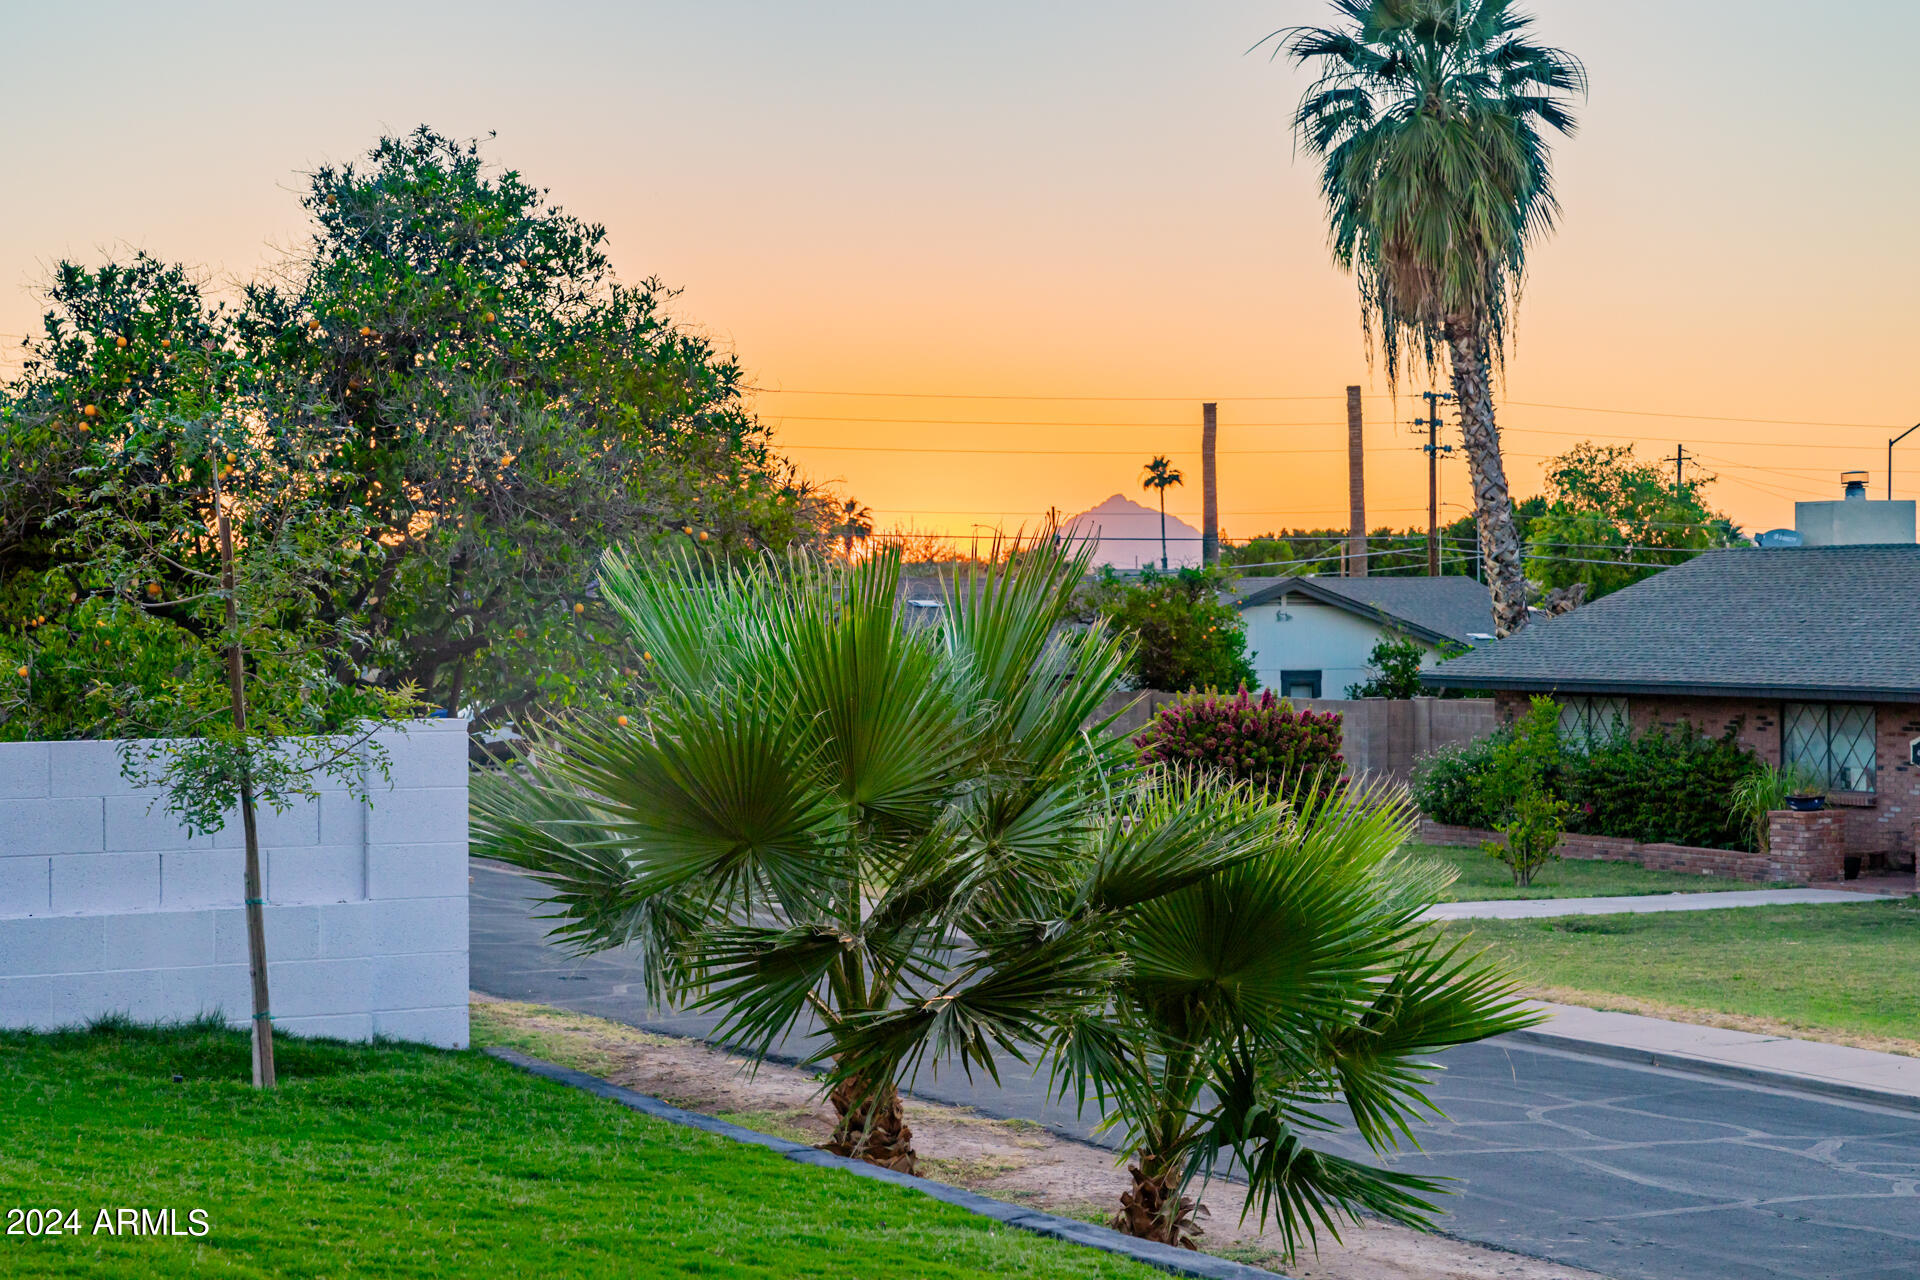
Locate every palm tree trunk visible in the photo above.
<box><xmin>824</xmin><ymin>1075</ymin><xmax>917</xmax><ymax>1173</ymax></box>
<box><xmin>1111</xmin><ymin>1155</ymin><xmax>1206</xmax><ymax>1249</ymax></box>
<box><xmin>1444</xmin><ymin>318</ymin><xmax>1530</xmax><ymax>636</ymax></box>
<box><xmin>1158</xmin><ymin>491</ymin><xmax>1168</xmax><ymax>571</ymax></box>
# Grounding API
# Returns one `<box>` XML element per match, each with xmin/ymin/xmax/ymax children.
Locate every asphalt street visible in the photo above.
<box><xmin>470</xmin><ymin>862</ymin><xmax>1920</xmax><ymax>1280</ymax></box>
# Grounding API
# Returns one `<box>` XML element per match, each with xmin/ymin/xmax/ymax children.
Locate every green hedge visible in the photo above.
<box><xmin>1412</xmin><ymin>720</ymin><xmax>1763</xmax><ymax>851</ymax></box>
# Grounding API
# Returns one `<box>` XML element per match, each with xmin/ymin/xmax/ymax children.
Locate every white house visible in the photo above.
<box><xmin>1231</xmin><ymin>575</ymin><xmax>1495</xmax><ymax>699</ymax></box>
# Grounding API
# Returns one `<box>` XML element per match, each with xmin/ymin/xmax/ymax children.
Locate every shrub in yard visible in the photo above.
<box><xmin>1134</xmin><ymin>686</ymin><xmax>1343</xmax><ymax>797</ymax></box>
<box><xmin>1409</xmin><ymin>737</ymin><xmax>1499</xmax><ymax>828</ymax></box>
<box><xmin>1558</xmin><ymin>724</ymin><xmax>1761</xmax><ymax>851</ymax></box>
<box><xmin>1414</xmin><ymin>716</ymin><xmax>1766</xmax><ymax>852</ymax></box>
<box><xmin>1476</xmin><ymin>697</ymin><xmax>1570</xmax><ymax>886</ymax></box>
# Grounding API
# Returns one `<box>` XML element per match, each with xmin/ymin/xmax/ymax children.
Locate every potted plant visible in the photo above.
<box><xmin>1732</xmin><ymin>762</ymin><xmax>1821</xmax><ymax>850</ymax></box>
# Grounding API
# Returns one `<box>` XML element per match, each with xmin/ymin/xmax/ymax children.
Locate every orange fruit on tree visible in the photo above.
<box><xmin>307</xmin><ymin>319</ymin><xmax>321</xmax><ymax>330</ymax></box>
<box><xmin>14</xmin><ymin>667</ymin><xmax>25</xmax><ymax>679</ymax></box>
<box><xmin>482</xmin><ymin>311</ymin><xmax>495</xmax><ymax>323</ymax></box>
<box><xmin>115</xmin><ymin>335</ymin><xmax>127</xmax><ymax>348</ymax></box>
<box><xmin>160</xmin><ymin>338</ymin><xmax>170</xmax><ymax>348</ymax></box>
<box><xmin>83</xmin><ymin>404</ymin><xmax>98</xmax><ymax>417</ymax></box>
<box><xmin>697</xmin><ymin>530</ymin><xmax>710</xmax><ymax>542</ymax></box>
<box><xmin>145</xmin><ymin>582</ymin><xmax>161</xmax><ymax>598</ymax></box>
<box><xmin>615</xmin><ymin>715</ymin><xmax>629</xmax><ymax>728</ymax></box>
<box><xmin>359</xmin><ymin>326</ymin><xmax>373</xmax><ymax>337</ymax></box>
<box><xmin>573</xmin><ymin>602</ymin><xmax>586</xmax><ymax>614</ymax></box>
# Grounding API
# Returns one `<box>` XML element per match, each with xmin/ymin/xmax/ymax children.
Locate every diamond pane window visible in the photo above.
<box><xmin>1556</xmin><ymin>696</ymin><xmax>1629</xmax><ymax>752</ymax></box>
<box><xmin>1783</xmin><ymin>703</ymin><xmax>1876</xmax><ymax>793</ymax></box>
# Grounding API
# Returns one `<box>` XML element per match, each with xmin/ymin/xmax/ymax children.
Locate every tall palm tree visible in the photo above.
<box><xmin>470</xmin><ymin>538</ymin><xmax>1262</xmax><ymax>1171</ymax></box>
<box><xmin>1276</xmin><ymin>0</ymin><xmax>1585</xmax><ymax>635</ymax></box>
<box><xmin>831</xmin><ymin>497</ymin><xmax>873</xmax><ymax>559</ymax></box>
<box><xmin>1140</xmin><ymin>455</ymin><xmax>1184</xmax><ymax>570</ymax></box>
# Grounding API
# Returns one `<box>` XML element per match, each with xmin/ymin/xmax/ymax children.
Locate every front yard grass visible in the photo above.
<box><xmin>1453</xmin><ymin>898</ymin><xmax>1920</xmax><ymax>1054</ymax></box>
<box><xmin>1406</xmin><ymin>840</ymin><xmax>1760</xmax><ymax>901</ymax></box>
<box><xmin>0</xmin><ymin>1019</ymin><xmax>1159</xmax><ymax>1279</ymax></box>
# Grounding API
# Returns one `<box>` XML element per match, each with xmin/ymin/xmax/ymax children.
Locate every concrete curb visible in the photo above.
<box><xmin>1502</xmin><ymin>1030</ymin><xmax>1920</xmax><ymax>1116</ymax></box>
<box><xmin>483</xmin><ymin>1046</ymin><xmax>1290</xmax><ymax>1280</ymax></box>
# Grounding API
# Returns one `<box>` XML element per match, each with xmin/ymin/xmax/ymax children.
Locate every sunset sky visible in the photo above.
<box><xmin>6</xmin><ymin>1</ymin><xmax>1918</xmax><ymax>554</ymax></box>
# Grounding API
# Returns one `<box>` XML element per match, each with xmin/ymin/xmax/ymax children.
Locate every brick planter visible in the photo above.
<box><xmin>1414</xmin><ymin>816</ymin><xmax>1820</xmax><ymax>884</ymax></box>
<box><xmin>1766</xmin><ymin>809</ymin><xmax>1846</xmax><ymax>883</ymax></box>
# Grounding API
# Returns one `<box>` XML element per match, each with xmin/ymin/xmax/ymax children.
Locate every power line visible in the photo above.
<box><xmin>784</xmin><ymin>443</ymin><xmax>1347</xmax><ymax>457</ymax></box>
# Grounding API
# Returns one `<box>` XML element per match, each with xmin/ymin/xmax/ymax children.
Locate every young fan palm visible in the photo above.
<box><xmin>470</xmin><ymin>539</ymin><xmax>1265</xmax><ymax>1170</ymax></box>
<box><xmin>1276</xmin><ymin>0</ymin><xmax>1585</xmax><ymax>635</ymax></box>
<box><xmin>1054</xmin><ymin>778</ymin><xmax>1538</xmax><ymax>1253</ymax></box>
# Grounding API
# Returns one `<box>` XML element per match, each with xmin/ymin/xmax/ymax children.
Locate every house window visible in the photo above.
<box><xmin>1557</xmin><ymin>696</ymin><xmax>1629</xmax><ymax>750</ymax></box>
<box><xmin>1783</xmin><ymin>703</ymin><xmax>1876</xmax><ymax>793</ymax></box>
<box><xmin>1280</xmin><ymin>670</ymin><xmax>1321</xmax><ymax>700</ymax></box>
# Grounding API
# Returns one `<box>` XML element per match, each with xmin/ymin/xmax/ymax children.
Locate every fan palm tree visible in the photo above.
<box><xmin>1049</xmin><ymin>777</ymin><xmax>1539</xmax><ymax>1253</ymax></box>
<box><xmin>1140</xmin><ymin>456</ymin><xmax>1184</xmax><ymax>570</ymax></box>
<box><xmin>470</xmin><ymin>538</ymin><xmax>1265</xmax><ymax>1171</ymax></box>
<box><xmin>1275</xmin><ymin>0</ymin><xmax>1586</xmax><ymax>635</ymax></box>
<box><xmin>831</xmin><ymin>498</ymin><xmax>873</xmax><ymax>559</ymax></box>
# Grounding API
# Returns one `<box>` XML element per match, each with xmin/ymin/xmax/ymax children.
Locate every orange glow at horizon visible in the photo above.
<box><xmin>3</xmin><ymin>0</ymin><xmax>1916</xmax><ymax>553</ymax></box>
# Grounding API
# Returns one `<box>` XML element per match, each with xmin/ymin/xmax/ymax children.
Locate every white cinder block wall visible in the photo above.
<box><xmin>0</xmin><ymin>720</ymin><xmax>469</xmax><ymax>1047</ymax></box>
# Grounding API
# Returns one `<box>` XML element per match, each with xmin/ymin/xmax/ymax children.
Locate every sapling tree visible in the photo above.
<box><xmin>1477</xmin><ymin>696</ymin><xmax>1569</xmax><ymax>886</ymax></box>
<box><xmin>61</xmin><ymin>396</ymin><xmax>419</xmax><ymax>1087</ymax></box>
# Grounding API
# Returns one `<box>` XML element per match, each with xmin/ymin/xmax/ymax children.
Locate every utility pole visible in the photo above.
<box><xmin>1890</xmin><ymin>424</ymin><xmax>1920</xmax><ymax>499</ymax></box>
<box><xmin>1345</xmin><ymin>386</ymin><xmax>1366</xmax><ymax>576</ymax></box>
<box><xmin>1414</xmin><ymin>391</ymin><xmax>1455</xmax><ymax>576</ymax></box>
<box><xmin>1201</xmin><ymin>402</ymin><xmax>1219</xmax><ymax>567</ymax></box>
<box><xmin>1671</xmin><ymin>443</ymin><xmax>1691</xmax><ymax>500</ymax></box>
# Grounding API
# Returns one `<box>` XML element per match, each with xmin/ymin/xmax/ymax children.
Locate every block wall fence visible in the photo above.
<box><xmin>0</xmin><ymin>720</ymin><xmax>469</xmax><ymax>1047</ymax></box>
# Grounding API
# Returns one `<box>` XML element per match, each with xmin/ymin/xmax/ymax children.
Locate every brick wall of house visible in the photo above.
<box><xmin>1491</xmin><ymin>691</ymin><xmax>1920</xmax><ymax>868</ymax></box>
<box><xmin>1416</xmin><ymin>817</ymin><xmax>1821</xmax><ymax>883</ymax></box>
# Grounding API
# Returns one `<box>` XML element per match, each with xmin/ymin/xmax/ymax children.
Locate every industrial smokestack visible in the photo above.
<box><xmin>1201</xmin><ymin>402</ymin><xmax>1218</xmax><ymax>566</ymax></box>
<box><xmin>1346</xmin><ymin>385</ymin><xmax>1366</xmax><ymax>576</ymax></box>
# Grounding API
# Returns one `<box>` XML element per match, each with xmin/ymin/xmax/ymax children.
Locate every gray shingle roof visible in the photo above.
<box><xmin>1423</xmin><ymin>545</ymin><xmax>1920</xmax><ymax>702</ymax></box>
<box><xmin>1231</xmin><ymin>575</ymin><xmax>1496</xmax><ymax>646</ymax></box>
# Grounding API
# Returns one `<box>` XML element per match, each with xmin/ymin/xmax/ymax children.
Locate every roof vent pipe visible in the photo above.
<box><xmin>1842</xmin><ymin>471</ymin><xmax>1869</xmax><ymax>500</ymax></box>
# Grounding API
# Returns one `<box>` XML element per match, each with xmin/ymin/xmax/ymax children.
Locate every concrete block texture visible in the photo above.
<box><xmin>367</xmin><ymin>842</ymin><xmax>466</xmax><ymax>900</ymax></box>
<box><xmin>0</xmin><ymin>742</ymin><xmax>51</xmax><ymax>798</ymax></box>
<box><xmin>267</xmin><ymin>845</ymin><xmax>364</xmax><ymax>904</ymax></box>
<box><xmin>0</xmin><ymin>797</ymin><xmax>105</xmax><ymax>857</ymax></box>
<box><xmin>0</xmin><ymin>856</ymin><xmax>50</xmax><ymax>917</ymax></box>
<box><xmin>0</xmin><ymin>724</ymin><xmax>467</xmax><ymax>1047</ymax></box>
<box><xmin>367</xmin><ymin>786</ymin><xmax>467</xmax><ymax>846</ymax></box>
<box><xmin>51</xmin><ymin>853</ymin><xmax>160</xmax><ymax>914</ymax></box>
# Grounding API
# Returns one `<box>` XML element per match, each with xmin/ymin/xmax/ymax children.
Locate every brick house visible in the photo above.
<box><xmin>1423</xmin><ymin>545</ymin><xmax>1920</xmax><ymax>873</ymax></box>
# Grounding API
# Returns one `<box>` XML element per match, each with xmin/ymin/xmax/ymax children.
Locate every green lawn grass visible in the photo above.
<box><xmin>0</xmin><ymin>1020</ymin><xmax>1158</xmax><ymax>1279</ymax></box>
<box><xmin>1453</xmin><ymin>899</ymin><xmax>1920</xmax><ymax>1047</ymax></box>
<box><xmin>1405</xmin><ymin>840</ymin><xmax>1758</xmax><ymax>901</ymax></box>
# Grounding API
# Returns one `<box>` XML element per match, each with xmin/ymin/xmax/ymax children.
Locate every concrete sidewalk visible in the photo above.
<box><xmin>1428</xmin><ymin>886</ymin><xmax>1880</xmax><ymax>920</ymax></box>
<box><xmin>1519</xmin><ymin>1000</ymin><xmax>1920</xmax><ymax>1113</ymax></box>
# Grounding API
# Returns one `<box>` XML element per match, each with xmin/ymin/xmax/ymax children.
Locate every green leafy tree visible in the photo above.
<box><xmin>1346</xmin><ymin>634</ymin><xmax>1426</xmax><ymax>698</ymax></box>
<box><xmin>1477</xmin><ymin>696</ymin><xmax>1568</xmax><ymax>885</ymax></box>
<box><xmin>0</xmin><ymin>129</ymin><xmax>835</xmax><ymax>737</ymax></box>
<box><xmin>1279</xmin><ymin>0</ymin><xmax>1586</xmax><ymax>637</ymax></box>
<box><xmin>1140</xmin><ymin>455</ymin><xmax>1184</xmax><ymax>571</ymax></box>
<box><xmin>1082</xmin><ymin>565</ymin><xmax>1256</xmax><ymax>693</ymax></box>
<box><xmin>1527</xmin><ymin>442</ymin><xmax>1741</xmax><ymax>599</ymax></box>
<box><xmin>1054</xmin><ymin>778</ymin><xmax>1538</xmax><ymax>1252</ymax></box>
<box><xmin>472</xmin><ymin>540</ymin><xmax>1262</xmax><ymax>1172</ymax></box>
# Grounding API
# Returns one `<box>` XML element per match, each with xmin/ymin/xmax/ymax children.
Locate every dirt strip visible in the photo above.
<box><xmin>470</xmin><ymin>994</ymin><xmax>1606</xmax><ymax>1280</ymax></box>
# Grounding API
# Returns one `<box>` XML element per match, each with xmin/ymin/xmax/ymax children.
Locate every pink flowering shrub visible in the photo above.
<box><xmin>1134</xmin><ymin>686</ymin><xmax>1344</xmax><ymax>797</ymax></box>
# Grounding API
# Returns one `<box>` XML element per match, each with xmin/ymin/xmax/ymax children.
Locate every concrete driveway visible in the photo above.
<box><xmin>470</xmin><ymin>862</ymin><xmax>1920</xmax><ymax>1280</ymax></box>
